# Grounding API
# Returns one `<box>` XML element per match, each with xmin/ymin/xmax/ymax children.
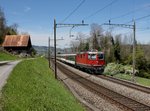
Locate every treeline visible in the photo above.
<box><xmin>0</xmin><ymin>7</ymin><xmax>18</xmax><ymax>45</ymax></box>
<box><xmin>70</xmin><ymin>23</ymin><xmax>150</xmax><ymax>78</ymax></box>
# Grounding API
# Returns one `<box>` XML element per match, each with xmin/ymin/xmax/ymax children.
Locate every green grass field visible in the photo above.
<box><xmin>114</xmin><ymin>74</ymin><xmax>150</xmax><ymax>87</ymax></box>
<box><xmin>0</xmin><ymin>51</ymin><xmax>18</xmax><ymax>61</ymax></box>
<box><xmin>0</xmin><ymin>58</ymin><xmax>85</xmax><ymax>111</ymax></box>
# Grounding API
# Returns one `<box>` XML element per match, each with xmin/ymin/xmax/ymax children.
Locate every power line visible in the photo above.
<box><xmin>61</xmin><ymin>0</ymin><xmax>86</xmax><ymax>23</ymax></box>
<box><xmin>102</xmin><ymin>2</ymin><xmax>150</xmax><ymax>27</ymax></box>
<box><xmin>135</xmin><ymin>14</ymin><xmax>150</xmax><ymax>21</ymax></box>
<box><xmin>110</xmin><ymin>4</ymin><xmax>150</xmax><ymax>20</ymax></box>
<box><xmin>137</xmin><ymin>27</ymin><xmax>150</xmax><ymax>32</ymax></box>
<box><xmin>126</xmin><ymin>14</ymin><xmax>150</xmax><ymax>24</ymax></box>
<box><xmin>83</xmin><ymin>0</ymin><xmax>118</xmax><ymax>20</ymax></box>
<box><xmin>139</xmin><ymin>29</ymin><xmax>150</xmax><ymax>32</ymax></box>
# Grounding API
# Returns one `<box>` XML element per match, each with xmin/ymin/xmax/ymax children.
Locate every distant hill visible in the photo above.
<box><xmin>33</xmin><ymin>44</ymin><xmax>150</xmax><ymax>61</ymax></box>
<box><xmin>33</xmin><ymin>45</ymin><xmax>67</xmax><ymax>57</ymax></box>
<box><xmin>33</xmin><ymin>45</ymin><xmax>48</xmax><ymax>56</ymax></box>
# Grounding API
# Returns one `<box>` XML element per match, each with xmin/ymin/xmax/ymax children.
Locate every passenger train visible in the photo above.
<box><xmin>58</xmin><ymin>50</ymin><xmax>105</xmax><ymax>74</ymax></box>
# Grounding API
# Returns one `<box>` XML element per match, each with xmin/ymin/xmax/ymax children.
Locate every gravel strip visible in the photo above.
<box><xmin>58</xmin><ymin>61</ymin><xmax>150</xmax><ymax>107</ymax></box>
<box><xmin>57</xmin><ymin>68</ymin><xmax>123</xmax><ymax>111</ymax></box>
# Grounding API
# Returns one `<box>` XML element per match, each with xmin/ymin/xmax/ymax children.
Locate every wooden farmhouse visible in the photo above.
<box><xmin>2</xmin><ymin>35</ymin><xmax>32</xmax><ymax>54</ymax></box>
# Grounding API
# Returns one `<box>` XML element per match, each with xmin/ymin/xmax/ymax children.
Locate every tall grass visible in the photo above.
<box><xmin>0</xmin><ymin>51</ymin><xmax>17</xmax><ymax>61</ymax></box>
<box><xmin>0</xmin><ymin>58</ymin><xmax>85</xmax><ymax>111</ymax></box>
<box><xmin>114</xmin><ymin>74</ymin><xmax>150</xmax><ymax>86</ymax></box>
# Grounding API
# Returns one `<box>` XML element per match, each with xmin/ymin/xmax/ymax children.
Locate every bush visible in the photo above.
<box><xmin>104</xmin><ymin>63</ymin><xmax>139</xmax><ymax>76</ymax></box>
<box><xmin>143</xmin><ymin>72</ymin><xmax>150</xmax><ymax>79</ymax></box>
<box><xmin>137</xmin><ymin>70</ymin><xmax>150</xmax><ymax>79</ymax></box>
<box><xmin>104</xmin><ymin>63</ymin><xmax>124</xmax><ymax>75</ymax></box>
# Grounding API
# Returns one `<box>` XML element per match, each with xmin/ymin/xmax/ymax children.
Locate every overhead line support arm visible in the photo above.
<box><xmin>53</xmin><ymin>19</ymin><xmax>88</xmax><ymax>79</ymax></box>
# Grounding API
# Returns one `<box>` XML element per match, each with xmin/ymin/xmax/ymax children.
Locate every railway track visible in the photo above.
<box><xmin>56</xmin><ymin>61</ymin><xmax>150</xmax><ymax>111</ymax></box>
<box><xmin>57</xmin><ymin>58</ymin><xmax>150</xmax><ymax>94</ymax></box>
<box><xmin>97</xmin><ymin>75</ymin><xmax>150</xmax><ymax>94</ymax></box>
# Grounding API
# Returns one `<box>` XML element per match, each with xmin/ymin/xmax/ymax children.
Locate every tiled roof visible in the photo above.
<box><xmin>2</xmin><ymin>35</ymin><xmax>31</xmax><ymax>47</ymax></box>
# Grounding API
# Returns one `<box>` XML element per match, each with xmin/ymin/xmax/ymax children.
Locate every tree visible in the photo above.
<box><xmin>114</xmin><ymin>35</ymin><xmax>121</xmax><ymax>63</ymax></box>
<box><xmin>0</xmin><ymin>7</ymin><xmax>18</xmax><ymax>45</ymax></box>
<box><xmin>84</xmin><ymin>42</ymin><xmax>89</xmax><ymax>51</ymax></box>
<box><xmin>76</xmin><ymin>32</ymin><xmax>86</xmax><ymax>52</ymax></box>
<box><xmin>90</xmin><ymin>23</ymin><xmax>103</xmax><ymax>50</ymax></box>
<box><xmin>70</xmin><ymin>40</ymin><xmax>79</xmax><ymax>53</ymax></box>
<box><xmin>108</xmin><ymin>34</ymin><xmax>122</xmax><ymax>63</ymax></box>
<box><xmin>134</xmin><ymin>44</ymin><xmax>150</xmax><ymax>78</ymax></box>
<box><xmin>92</xmin><ymin>33</ymin><xmax>99</xmax><ymax>50</ymax></box>
<box><xmin>30</xmin><ymin>47</ymin><xmax>37</xmax><ymax>57</ymax></box>
<box><xmin>101</xmin><ymin>31</ymin><xmax>114</xmax><ymax>63</ymax></box>
<box><xmin>0</xmin><ymin>7</ymin><xmax>6</xmax><ymax>44</ymax></box>
<box><xmin>5</xmin><ymin>23</ymin><xmax>18</xmax><ymax>35</ymax></box>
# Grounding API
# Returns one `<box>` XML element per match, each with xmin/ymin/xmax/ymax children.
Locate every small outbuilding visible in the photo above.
<box><xmin>2</xmin><ymin>35</ymin><xmax>32</xmax><ymax>55</ymax></box>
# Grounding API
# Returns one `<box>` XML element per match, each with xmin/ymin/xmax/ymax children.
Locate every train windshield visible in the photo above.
<box><xmin>88</xmin><ymin>54</ymin><xmax>96</xmax><ymax>60</ymax></box>
<box><xmin>98</xmin><ymin>53</ymin><xmax>104</xmax><ymax>60</ymax></box>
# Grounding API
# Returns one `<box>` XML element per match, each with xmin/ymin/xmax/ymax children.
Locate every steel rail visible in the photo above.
<box><xmin>56</xmin><ymin>61</ymin><xmax>150</xmax><ymax>111</ymax></box>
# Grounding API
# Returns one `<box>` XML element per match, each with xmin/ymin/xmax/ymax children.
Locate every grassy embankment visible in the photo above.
<box><xmin>113</xmin><ymin>74</ymin><xmax>150</xmax><ymax>86</ymax></box>
<box><xmin>0</xmin><ymin>51</ymin><xmax>18</xmax><ymax>61</ymax></box>
<box><xmin>0</xmin><ymin>58</ymin><xmax>85</xmax><ymax>111</ymax></box>
<box><xmin>104</xmin><ymin>63</ymin><xmax>150</xmax><ymax>87</ymax></box>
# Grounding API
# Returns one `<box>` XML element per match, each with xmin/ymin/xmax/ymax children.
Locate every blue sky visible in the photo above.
<box><xmin>0</xmin><ymin>0</ymin><xmax>150</xmax><ymax>47</ymax></box>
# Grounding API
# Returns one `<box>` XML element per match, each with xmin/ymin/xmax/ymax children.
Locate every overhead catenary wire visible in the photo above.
<box><xmin>61</xmin><ymin>0</ymin><xmax>86</xmax><ymax>23</ymax></box>
<box><xmin>126</xmin><ymin>14</ymin><xmax>150</xmax><ymax>24</ymax></box>
<box><xmin>110</xmin><ymin>4</ymin><xmax>150</xmax><ymax>21</ymax></box>
<box><xmin>135</xmin><ymin>14</ymin><xmax>150</xmax><ymax>21</ymax></box>
<box><xmin>100</xmin><ymin>2</ymin><xmax>150</xmax><ymax>29</ymax></box>
<box><xmin>83</xmin><ymin>0</ymin><xmax>118</xmax><ymax>20</ymax></box>
<box><xmin>138</xmin><ymin>29</ymin><xmax>150</xmax><ymax>32</ymax></box>
<box><xmin>136</xmin><ymin>27</ymin><xmax>150</xmax><ymax>32</ymax></box>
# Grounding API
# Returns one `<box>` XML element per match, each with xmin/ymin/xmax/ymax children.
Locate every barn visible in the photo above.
<box><xmin>2</xmin><ymin>35</ymin><xmax>32</xmax><ymax>55</ymax></box>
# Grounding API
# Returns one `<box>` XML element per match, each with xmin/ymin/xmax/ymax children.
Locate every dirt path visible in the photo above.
<box><xmin>0</xmin><ymin>60</ymin><xmax>21</xmax><ymax>90</ymax></box>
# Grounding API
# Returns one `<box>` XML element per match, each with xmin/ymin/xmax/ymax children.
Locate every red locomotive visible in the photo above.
<box><xmin>75</xmin><ymin>50</ymin><xmax>105</xmax><ymax>74</ymax></box>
